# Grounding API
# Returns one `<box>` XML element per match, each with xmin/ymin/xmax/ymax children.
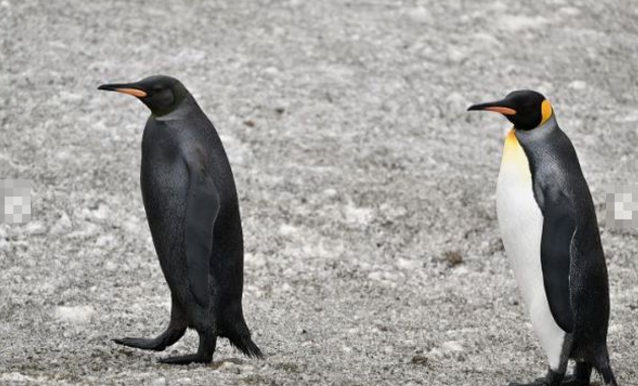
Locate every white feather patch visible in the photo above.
<box><xmin>497</xmin><ymin>130</ymin><xmax>566</xmax><ymax>370</ymax></box>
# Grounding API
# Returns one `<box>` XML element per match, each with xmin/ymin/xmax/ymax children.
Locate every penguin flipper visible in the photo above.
<box><xmin>536</xmin><ymin>182</ymin><xmax>575</xmax><ymax>333</ymax></box>
<box><xmin>183</xmin><ymin>151</ymin><xmax>220</xmax><ymax>308</ymax></box>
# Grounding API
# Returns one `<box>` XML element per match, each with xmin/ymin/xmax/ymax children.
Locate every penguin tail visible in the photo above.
<box><xmin>597</xmin><ymin>365</ymin><xmax>618</xmax><ymax>386</ymax></box>
<box><xmin>216</xmin><ymin>302</ymin><xmax>263</xmax><ymax>359</ymax></box>
<box><xmin>227</xmin><ymin>332</ymin><xmax>264</xmax><ymax>359</ymax></box>
<box><xmin>592</xmin><ymin>349</ymin><xmax>618</xmax><ymax>386</ymax></box>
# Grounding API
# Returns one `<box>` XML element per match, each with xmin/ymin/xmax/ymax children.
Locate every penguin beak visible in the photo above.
<box><xmin>98</xmin><ymin>83</ymin><xmax>148</xmax><ymax>98</ymax></box>
<box><xmin>467</xmin><ymin>100</ymin><xmax>517</xmax><ymax>116</ymax></box>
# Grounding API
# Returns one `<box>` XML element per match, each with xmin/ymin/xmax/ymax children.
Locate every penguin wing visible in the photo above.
<box><xmin>183</xmin><ymin>150</ymin><xmax>220</xmax><ymax>307</ymax></box>
<box><xmin>536</xmin><ymin>182</ymin><xmax>575</xmax><ymax>333</ymax></box>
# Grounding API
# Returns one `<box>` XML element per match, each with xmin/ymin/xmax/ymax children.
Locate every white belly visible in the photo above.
<box><xmin>496</xmin><ymin>130</ymin><xmax>566</xmax><ymax>370</ymax></box>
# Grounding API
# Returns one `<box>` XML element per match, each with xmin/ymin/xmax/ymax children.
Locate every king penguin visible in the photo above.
<box><xmin>98</xmin><ymin>75</ymin><xmax>262</xmax><ymax>364</ymax></box>
<box><xmin>468</xmin><ymin>90</ymin><xmax>618</xmax><ymax>386</ymax></box>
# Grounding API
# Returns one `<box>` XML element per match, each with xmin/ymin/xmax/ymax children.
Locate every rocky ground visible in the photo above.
<box><xmin>1</xmin><ymin>0</ymin><xmax>637</xmax><ymax>385</ymax></box>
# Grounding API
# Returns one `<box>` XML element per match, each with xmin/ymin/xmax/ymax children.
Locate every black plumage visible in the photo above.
<box><xmin>99</xmin><ymin>75</ymin><xmax>262</xmax><ymax>364</ymax></box>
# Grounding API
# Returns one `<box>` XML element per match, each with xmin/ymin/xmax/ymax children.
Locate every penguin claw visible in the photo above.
<box><xmin>158</xmin><ymin>353</ymin><xmax>212</xmax><ymax>365</ymax></box>
<box><xmin>113</xmin><ymin>337</ymin><xmax>166</xmax><ymax>351</ymax></box>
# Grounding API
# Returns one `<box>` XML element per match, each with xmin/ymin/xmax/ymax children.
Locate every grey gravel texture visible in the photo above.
<box><xmin>1</xmin><ymin>0</ymin><xmax>637</xmax><ymax>385</ymax></box>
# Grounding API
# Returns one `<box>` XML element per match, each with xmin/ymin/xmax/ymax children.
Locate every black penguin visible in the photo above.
<box><xmin>98</xmin><ymin>75</ymin><xmax>262</xmax><ymax>364</ymax></box>
<box><xmin>468</xmin><ymin>90</ymin><xmax>618</xmax><ymax>386</ymax></box>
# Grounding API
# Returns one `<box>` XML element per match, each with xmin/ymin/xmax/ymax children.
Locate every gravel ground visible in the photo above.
<box><xmin>1</xmin><ymin>0</ymin><xmax>637</xmax><ymax>385</ymax></box>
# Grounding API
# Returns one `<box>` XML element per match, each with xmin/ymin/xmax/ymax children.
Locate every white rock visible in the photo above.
<box><xmin>497</xmin><ymin>15</ymin><xmax>550</xmax><ymax>32</ymax></box>
<box><xmin>217</xmin><ymin>361</ymin><xmax>237</xmax><ymax>370</ymax></box>
<box><xmin>0</xmin><ymin>373</ymin><xmax>33</xmax><ymax>382</ymax></box>
<box><xmin>122</xmin><ymin>217</ymin><xmax>142</xmax><ymax>234</ymax></box>
<box><xmin>608</xmin><ymin>324</ymin><xmax>622</xmax><ymax>333</ymax></box>
<box><xmin>152</xmin><ymin>377</ymin><xmax>167</xmax><ymax>386</ymax></box>
<box><xmin>51</xmin><ymin>213</ymin><xmax>72</xmax><ymax>234</ymax></box>
<box><xmin>264</xmin><ymin>66</ymin><xmax>280</xmax><ymax>75</ymax></box>
<box><xmin>65</xmin><ymin>222</ymin><xmax>99</xmax><ymax>239</ymax></box>
<box><xmin>25</xmin><ymin>221</ymin><xmax>46</xmax><ymax>235</ymax></box>
<box><xmin>396</xmin><ymin>258</ymin><xmax>419</xmax><ymax>270</ymax></box>
<box><xmin>426</xmin><ymin>347</ymin><xmax>443</xmax><ymax>359</ymax></box>
<box><xmin>95</xmin><ymin>233</ymin><xmax>115</xmax><ymax>247</ymax></box>
<box><xmin>559</xmin><ymin>6</ymin><xmax>580</xmax><ymax>16</ymax></box>
<box><xmin>441</xmin><ymin>340</ymin><xmax>464</xmax><ymax>353</ymax></box>
<box><xmin>278</xmin><ymin>224</ymin><xmax>298</xmax><ymax>236</ymax></box>
<box><xmin>323</xmin><ymin>188</ymin><xmax>337</xmax><ymax>198</ymax></box>
<box><xmin>344</xmin><ymin>204</ymin><xmax>373</xmax><ymax>225</ymax></box>
<box><xmin>91</xmin><ymin>203</ymin><xmax>110</xmax><ymax>220</ymax></box>
<box><xmin>568</xmin><ymin>80</ymin><xmax>587</xmax><ymax>90</ymax></box>
<box><xmin>54</xmin><ymin>305</ymin><xmax>95</xmax><ymax>323</ymax></box>
<box><xmin>407</xmin><ymin>7</ymin><xmax>431</xmax><ymax>23</ymax></box>
<box><xmin>104</xmin><ymin>261</ymin><xmax>118</xmax><ymax>272</ymax></box>
<box><xmin>446</xmin><ymin>47</ymin><xmax>467</xmax><ymax>63</ymax></box>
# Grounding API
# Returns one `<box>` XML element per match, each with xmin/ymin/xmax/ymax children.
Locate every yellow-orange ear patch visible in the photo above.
<box><xmin>540</xmin><ymin>99</ymin><xmax>552</xmax><ymax>125</ymax></box>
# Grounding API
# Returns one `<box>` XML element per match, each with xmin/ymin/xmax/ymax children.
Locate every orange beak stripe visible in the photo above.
<box><xmin>484</xmin><ymin>106</ymin><xmax>516</xmax><ymax>116</ymax></box>
<box><xmin>115</xmin><ymin>88</ymin><xmax>147</xmax><ymax>98</ymax></box>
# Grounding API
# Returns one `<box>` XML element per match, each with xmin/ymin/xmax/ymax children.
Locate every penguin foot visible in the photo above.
<box><xmin>113</xmin><ymin>326</ymin><xmax>186</xmax><ymax>351</ymax></box>
<box><xmin>560</xmin><ymin>362</ymin><xmax>592</xmax><ymax>386</ymax></box>
<box><xmin>507</xmin><ymin>377</ymin><xmax>550</xmax><ymax>386</ymax></box>
<box><xmin>113</xmin><ymin>337</ymin><xmax>167</xmax><ymax>351</ymax></box>
<box><xmin>560</xmin><ymin>375</ymin><xmax>589</xmax><ymax>386</ymax></box>
<box><xmin>158</xmin><ymin>353</ymin><xmax>212</xmax><ymax>365</ymax></box>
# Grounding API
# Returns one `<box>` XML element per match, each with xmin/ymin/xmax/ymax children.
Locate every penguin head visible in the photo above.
<box><xmin>98</xmin><ymin>75</ymin><xmax>188</xmax><ymax>116</ymax></box>
<box><xmin>467</xmin><ymin>90</ymin><xmax>554</xmax><ymax>130</ymax></box>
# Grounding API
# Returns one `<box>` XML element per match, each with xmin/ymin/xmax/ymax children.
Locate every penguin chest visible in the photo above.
<box><xmin>141</xmin><ymin>126</ymin><xmax>189</xmax><ymax>197</ymax></box>
<box><xmin>496</xmin><ymin>133</ymin><xmax>544</xmax><ymax>309</ymax></box>
<box><xmin>496</xmin><ymin>130</ymin><xmax>566</xmax><ymax>369</ymax></box>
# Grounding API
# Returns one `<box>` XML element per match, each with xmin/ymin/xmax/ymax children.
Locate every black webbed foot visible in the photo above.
<box><xmin>158</xmin><ymin>353</ymin><xmax>212</xmax><ymax>365</ymax></box>
<box><xmin>113</xmin><ymin>337</ymin><xmax>167</xmax><ymax>351</ymax></box>
<box><xmin>508</xmin><ymin>377</ymin><xmax>549</xmax><ymax>386</ymax></box>
<box><xmin>113</xmin><ymin>325</ymin><xmax>186</xmax><ymax>352</ymax></box>
<box><xmin>560</xmin><ymin>375</ymin><xmax>589</xmax><ymax>386</ymax></box>
<box><xmin>158</xmin><ymin>327</ymin><xmax>216</xmax><ymax>365</ymax></box>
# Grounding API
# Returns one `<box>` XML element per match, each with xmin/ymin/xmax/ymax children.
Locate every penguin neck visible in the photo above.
<box><xmin>152</xmin><ymin>93</ymin><xmax>198</xmax><ymax>121</ymax></box>
<box><xmin>514</xmin><ymin>114</ymin><xmax>558</xmax><ymax>147</ymax></box>
<box><xmin>501</xmin><ymin>115</ymin><xmax>559</xmax><ymax>174</ymax></box>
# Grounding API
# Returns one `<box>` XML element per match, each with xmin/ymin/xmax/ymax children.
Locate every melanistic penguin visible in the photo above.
<box><xmin>98</xmin><ymin>75</ymin><xmax>262</xmax><ymax>364</ymax></box>
<box><xmin>468</xmin><ymin>90</ymin><xmax>618</xmax><ymax>386</ymax></box>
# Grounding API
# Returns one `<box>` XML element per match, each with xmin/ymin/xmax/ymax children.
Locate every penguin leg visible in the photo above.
<box><xmin>158</xmin><ymin>325</ymin><xmax>217</xmax><ymax>365</ymax></box>
<box><xmin>560</xmin><ymin>362</ymin><xmax>592</xmax><ymax>386</ymax></box>
<box><xmin>597</xmin><ymin>365</ymin><xmax>618</xmax><ymax>386</ymax></box>
<box><xmin>113</xmin><ymin>297</ymin><xmax>187</xmax><ymax>351</ymax></box>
